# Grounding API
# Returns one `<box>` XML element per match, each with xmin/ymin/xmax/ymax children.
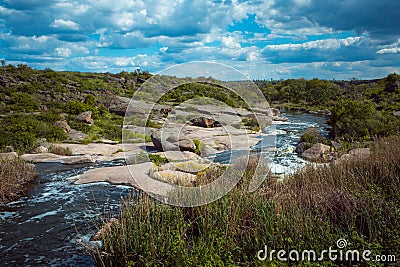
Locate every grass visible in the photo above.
<box><xmin>0</xmin><ymin>159</ymin><xmax>37</xmax><ymax>203</ymax></box>
<box><xmin>48</xmin><ymin>144</ymin><xmax>73</xmax><ymax>156</ymax></box>
<box><xmin>91</xmin><ymin>137</ymin><xmax>400</xmax><ymax>266</ymax></box>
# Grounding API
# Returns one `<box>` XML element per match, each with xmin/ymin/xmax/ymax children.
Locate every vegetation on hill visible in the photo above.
<box><xmin>1</xmin><ymin>64</ymin><xmax>399</xmax><ymax>153</ymax></box>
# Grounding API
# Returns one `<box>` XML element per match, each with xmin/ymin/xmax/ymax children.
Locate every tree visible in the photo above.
<box><xmin>327</xmin><ymin>99</ymin><xmax>376</xmax><ymax>141</ymax></box>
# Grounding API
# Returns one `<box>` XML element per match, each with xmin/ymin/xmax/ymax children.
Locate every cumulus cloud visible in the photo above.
<box><xmin>275</xmin><ymin>0</ymin><xmax>400</xmax><ymax>43</ymax></box>
<box><xmin>0</xmin><ymin>0</ymin><xmax>399</xmax><ymax>78</ymax></box>
<box><xmin>51</xmin><ymin>19</ymin><xmax>80</xmax><ymax>30</ymax></box>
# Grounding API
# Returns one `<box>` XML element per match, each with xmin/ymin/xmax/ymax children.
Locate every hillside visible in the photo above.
<box><xmin>0</xmin><ymin>64</ymin><xmax>399</xmax><ymax>153</ymax></box>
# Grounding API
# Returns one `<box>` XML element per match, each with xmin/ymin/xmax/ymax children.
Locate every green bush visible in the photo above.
<box><xmin>0</xmin><ymin>115</ymin><xmax>67</xmax><ymax>153</ymax></box>
<box><xmin>65</xmin><ymin>100</ymin><xmax>91</xmax><ymax>115</ymax></box>
<box><xmin>300</xmin><ymin>127</ymin><xmax>325</xmax><ymax>144</ymax></box>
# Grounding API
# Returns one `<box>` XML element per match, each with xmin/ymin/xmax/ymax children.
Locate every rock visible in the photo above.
<box><xmin>68</xmin><ymin>129</ymin><xmax>89</xmax><ymax>142</ymax></box>
<box><xmin>270</xmin><ymin>108</ymin><xmax>280</xmax><ymax>116</ymax></box>
<box><xmin>71</xmin><ymin>162</ymin><xmax>173</xmax><ymax>196</ymax></box>
<box><xmin>159</xmin><ymin>160</ymin><xmax>210</xmax><ymax>173</ymax></box>
<box><xmin>151</xmin><ymin>131</ymin><xmax>164</xmax><ymax>151</ymax></box>
<box><xmin>62</xmin><ymin>155</ymin><xmax>94</xmax><ymax>165</ymax></box>
<box><xmin>76</xmin><ymin>111</ymin><xmax>94</xmax><ymax>124</ymax></box>
<box><xmin>152</xmin><ymin>170</ymin><xmax>196</xmax><ymax>186</ymax></box>
<box><xmin>190</xmin><ymin>117</ymin><xmax>221</xmax><ymax>128</ymax></box>
<box><xmin>272</xmin><ymin>116</ymin><xmax>289</xmax><ymax>122</ymax></box>
<box><xmin>151</xmin><ymin>131</ymin><xmax>195</xmax><ymax>152</ymax></box>
<box><xmin>200</xmin><ymin>144</ymin><xmax>217</xmax><ymax>156</ymax></box>
<box><xmin>98</xmin><ymin>138</ymin><xmax>119</xmax><ymax>145</ymax></box>
<box><xmin>21</xmin><ymin>153</ymin><xmax>64</xmax><ymax>163</ymax></box>
<box><xmin>155</xmin><ymin>151</ymin><xmax>203</xmax><ymax>162</ymax></box>
<box><xmin>54</xmin><ymin>120</ymin><xmax>72</xmax><ymax>133</ymax></box>
<box><xmin>331</xmin><ymin>141</ymin><xmax>342</xmax><ymax>150</ymax></box>
<box><xmin>0</xmin><ymin>152</ymin><xmax>18</xmax><ymax>160</ymax></box>
<box><xmin>302</xmin><ymin>143</ymin><xmax>331</xmax><ymax>162</ymax></box>
<box><xmin>39</xmin><ymin>104</ymin><xmax>48</xmax><ymax>111</ymax></box>
<box><xmin>392</xmin><ymin>111</ymin><xmax>400</xmax><ymax>117</ymax></box>
<box><xmin>295</xmin><ymin>142</ymin><xmax>308</xmax><ymax>154</ymax></box>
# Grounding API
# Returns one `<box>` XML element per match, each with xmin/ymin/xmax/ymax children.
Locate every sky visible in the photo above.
<box><xmin>0</xmin><ymin>0</ymin><xmax>399</xmax><ymax>80</ymax></box>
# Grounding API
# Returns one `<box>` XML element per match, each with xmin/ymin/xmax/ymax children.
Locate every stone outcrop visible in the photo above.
<box><xmin>190</xmin><ymin>117</ymin><xmax>221</xmax><ymax>128</ymax></box>
<box><xmin>20</xmin><ymin>153</ymin><xmax>95</xmax><ymax>165</ymax></box>
<box><xmin>334</xmin><ymin>148</ymin><xmax>371</xmax><ymax>164</ymax></box>
<box><xmin>75</xmin><ymin>111</ymin><xmax>94</xmax><ymax>124</ymax></box>
<box><xmin>301</xmin><ymin>143</ymin><xmax>331</xmax><ymax>162</ymax></box>
<box><xmin>270</xmin><ymin>108</ymin><xmax>280</xmax><ymax>116</ymax></box>
<box><xmin>54</xmin><ymin>120</ymin><xmax>72</xmax><ymax>133</ymax></box>
<box><xmin>151</xmin><ymin>131</ymin><xmax>195</xmax><ymax>152</ymax></box>
<box><xmin>392</xmin><ymin>111</ymin><xmax>400</xmax><ymax>117</ymax></box>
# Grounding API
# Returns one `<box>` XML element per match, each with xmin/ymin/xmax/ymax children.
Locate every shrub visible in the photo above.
<box><xmin>300</xmin><ymin>127</ymin><xmax>325</xmax><ymax>144</ymax></box>
<box><xmin>0</xmin><ymin>115</ymin><xmax>67</xmax><ymax>153</ymax></box>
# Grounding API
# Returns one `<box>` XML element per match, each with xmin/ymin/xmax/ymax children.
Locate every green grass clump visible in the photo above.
<box><xmin>193</xmin><ymin>139</ymin><xmax>204</xmax><ymax>155</ymax></box>
<box><xmin>92</xmin><ymin>137</ymin><xmax>400</xmax><ymax>266</ymax></box>
<box><xmin>148</xmin><ymin>154</ymin><xmax>169</xmax><ymax>166</ymax></box>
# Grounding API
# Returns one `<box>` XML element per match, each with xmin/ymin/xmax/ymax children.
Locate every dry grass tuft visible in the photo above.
<box><xmin>0</xmin><ymin>159</ymin><xmax>37</xmax><ymax>203</ymax></box>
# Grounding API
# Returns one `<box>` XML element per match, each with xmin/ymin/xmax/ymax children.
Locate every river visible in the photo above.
<box><xmin>0</xmin><ymin>112</ymin><xmax>328</xmax><ymax>266</ymax></box>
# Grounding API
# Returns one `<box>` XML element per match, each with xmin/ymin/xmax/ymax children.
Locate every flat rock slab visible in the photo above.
<box><xmin>61</xmin><ymin>143</ymin><xmax>150</xmax><ymax>158</ymax></box>
<box><xmin>21</xmin><ymin>153</ymin><xmax>95</xmax><ymax>164</ymax></box>
<box><xmin>71</xmin><ymin>162</ymin><xmax>173</xmax><ymax>196</ymax></box>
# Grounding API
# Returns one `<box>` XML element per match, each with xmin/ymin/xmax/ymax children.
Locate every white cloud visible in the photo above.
<box><xmin>55</xmin><ymin>47</ymin><xmax>72</xmax><ymax>57</ymax></box>
<box><xmin>221</xmin><ymin>36</ymin><xmax>241</xmax><ymax>49</ymax></box>
<box><xmin>264</xmin><ymin>37</ymin><xmax>361</xmax><ymax>51</ymax></box>
<box><xmin>377</xmin><ymin>39</ymin><xmax>400</xmax><ymax>54</ymax></box>
<box><xmin>51</xmin><ymin>19</ymin><xmax>80</xmax><ymax>30</ymax></box>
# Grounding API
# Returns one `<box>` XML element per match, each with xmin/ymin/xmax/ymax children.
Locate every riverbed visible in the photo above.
<box><xmin>0</xmin><ymin>112</ymin><xmax>328</xmax><ymax>266</ymax></box>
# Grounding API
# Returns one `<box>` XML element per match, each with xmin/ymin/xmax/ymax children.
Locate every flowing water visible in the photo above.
<box><xmin>0</xmin><ymin>112</ymin><xmax>328</xmax><ymax>266</ymax></box>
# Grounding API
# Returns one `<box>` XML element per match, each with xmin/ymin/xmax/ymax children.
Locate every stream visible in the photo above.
<box><xmin>0</xmin><ymin>112</ymin><xmax>328</xmax><ymax>266</ymax></box>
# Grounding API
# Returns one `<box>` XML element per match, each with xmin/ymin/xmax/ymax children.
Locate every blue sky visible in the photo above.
<box><xmin>0</xmin><ymin>0</ymin><xmax>399</xmax><ymax>80</ymax></box>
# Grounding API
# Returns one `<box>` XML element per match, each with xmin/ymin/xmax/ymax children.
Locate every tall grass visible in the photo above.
<box><xmin>92</xmin><ymin>137</ymin><xmax>400</xmax><ymax>266</ymax></box>
<box><xmin>0</xmin><ymin>159</ymin><xmax>37</xmax><ymax>203</ymax></box>
<box><xmin>48</xmin><ymin>144</ymin><xmax>73</xmax><ymax>156</ymax></box>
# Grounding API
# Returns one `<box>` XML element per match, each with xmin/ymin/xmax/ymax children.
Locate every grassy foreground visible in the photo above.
<box><xmin>92</xmin><ymin>138</ymin><xmax>400</xmax><ymax>266</ymax></box>
<box><xmin>0</xmin><ymin>159</ymin><xmax>37</xmax><ymax>204</ymax></box>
